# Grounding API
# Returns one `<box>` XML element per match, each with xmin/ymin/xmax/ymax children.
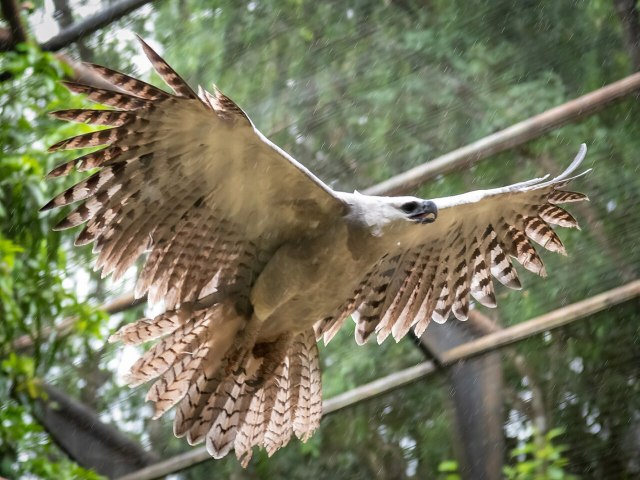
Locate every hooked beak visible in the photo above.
<box><xmin>409</xmin><ymin>200</ymin><xmax>438</xmax><ymax>224</ymax></box>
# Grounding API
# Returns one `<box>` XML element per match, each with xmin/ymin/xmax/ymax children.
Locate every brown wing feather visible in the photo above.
<box><xmin>43</xmin><ymin>38</ymin><xmax>340</xmax><ymax>468</ymax></box>
<box><xmin>60</xmin><ymin>81</ymin><xmax>153</xmax><ymax>109</ymax></box>
<box><xmin>49</xmin><ymin>109</ymin><xmax>137</xmax><ymax>126</ymax></box>
<box><xmin>346</xmin><ymin>165</ymin><xmax>589</xmax><ymax>343</ymax></box>
<box><xmin>135</xmin><ymin>35</ymin><xmax>199</xmax><ymax>99</ymax></box>
<box><xmin>82</xmin><ymin>62</ymin><xmax>172</xmax><ymax>100</ymax></box>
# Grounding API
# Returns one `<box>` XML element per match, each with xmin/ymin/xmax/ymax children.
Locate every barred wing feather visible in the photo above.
<box><xmin>325</xmin><ymin>146</ymin><xmax>590</xmax><ymax>345</ymax></box>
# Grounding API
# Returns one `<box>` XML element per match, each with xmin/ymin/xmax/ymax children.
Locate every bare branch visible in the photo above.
<box><xmin>36</xmin><ymin>383</ymin><xmax>158</xmax><ymax>477</ymax></box>
<box><xmin>40</xmin><ymin>0</ymin><xmax>154</xmax><ymax>52</ymax></box>
<box><xmin>51</xmin><ymin>0</ymin><xmax>93</xmax><ymax>60</ymax></box>
<box><xmin>440</xmin><ymin>280</ymin><xmax>640</xmax><ymax>364</ymax></box>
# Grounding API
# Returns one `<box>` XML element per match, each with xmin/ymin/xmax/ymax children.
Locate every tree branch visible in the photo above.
<box><xmin>40</xmin><ymin>0</ymin><xmax>154</xmax><ymax>52</ymax></box>
<box><xmin>51</xmin><ymin>0</ymin><xmax>93</xmax><ymax>61</ymax></box>
<box><xmin>440</xmin><ymin>280</ymin><xmax>640</xmax><ymax>364</ymax></box>
<box><xmin>36</xmin><ymin>383</ymin><xmax>158</xmax><ymax>477</ymax></box>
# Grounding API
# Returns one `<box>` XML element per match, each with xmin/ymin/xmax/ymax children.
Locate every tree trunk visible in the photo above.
<box><xmin>418</xmin><ymin>318</ymin><xmax>504</xmax><ymax>480</ymax></box>
<box><xmin>35</xmin><ymin>383</ymin><xmax>159</xmax><ymax>477</ymax></box>
<box><xmin>613</xmin><ymin>0</ymin><xmax>640</xmax><ymax>71</ymax></box>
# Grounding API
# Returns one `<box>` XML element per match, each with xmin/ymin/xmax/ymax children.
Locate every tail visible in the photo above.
<box><xmin>110</xmin><ymin>303</ymin><xmax>322</xmax><ymax>466</ymax></box>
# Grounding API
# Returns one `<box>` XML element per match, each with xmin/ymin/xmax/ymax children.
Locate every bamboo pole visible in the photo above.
<box><xmin>364</xmin><ymin>71</ymin><xmax>640</xmax><ymax>196</ymax></box>
<box><xmin>115</xmin><ymin>280</ymin><xmax>640</xmax><ymax>480</ymax></box>
<box><xmin>322</xmin><ymin>361</ymin><xmax>437</xmax><ymax>415</ymax></box>
<box><xmin>440</xmin><ymin>280</ymin><xmax>640</xmax><ymax>364</ymax></box>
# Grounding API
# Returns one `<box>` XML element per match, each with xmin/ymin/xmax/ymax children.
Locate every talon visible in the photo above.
<box><xmin>232</xmin><ymin>365</ymin><xmax>247</xmax><ymax>377</ymax></box>
<box><xmin>246</xmin><ymin>376</ymin><xmax>265</xmax><ymax>389</ymax></box>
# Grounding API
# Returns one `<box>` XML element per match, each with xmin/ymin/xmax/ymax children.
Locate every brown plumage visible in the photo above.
<box><xmin>43</xmin><ymin>36</ymin><xmax>590</xmax><ymax>465</ymax></box>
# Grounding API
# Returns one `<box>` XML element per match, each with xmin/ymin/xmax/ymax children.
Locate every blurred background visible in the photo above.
<box><xmin>1</xmin><ymin>0</ymin><xmax>639</xmax><ymax>479</ymax></box>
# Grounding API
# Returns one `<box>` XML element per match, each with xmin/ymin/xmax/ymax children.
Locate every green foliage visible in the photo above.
<box><xmin>503</xmin><ymin>428</ymin><xmax>578</xmax><ymax>480</ymax></box>
<box><xmin>438</xmin><ymin>459</ymin><xmax>462</xmax><ymax>480</ymax></box>
<box><xmin>0</xmin><ymin>402</ymin><xmax>103</xmax><ymax>480</ymax></box>
<box><xmin>438</xmin><ymin>429</ymin><xmax>578</xmax><ymax>480</ymax></box>
<box><xmin>0</xmin><ymin>43</ymin><xmax>106</xmax><ymax>479</ymax></box>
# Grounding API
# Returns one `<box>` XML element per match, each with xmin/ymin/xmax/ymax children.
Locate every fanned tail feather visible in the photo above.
<box><xmin>111</xmin><ymin>303</ymin><xmax>322</xmax><ymax>466</ymax></box>
<box><xmin>166</xmin><ymin>328</ymin><xmax>322</xmax><ymax>466</ymax></box>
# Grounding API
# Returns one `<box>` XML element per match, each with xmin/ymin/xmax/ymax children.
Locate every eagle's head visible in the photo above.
<box><xmin>394</xmin><ymin>197</ymin><xmax>438</xmax><ymax>224</ymax></box>
<box><xmin>342</xmin><ymin>192</ymin><xmax>439</xmax><ymax>235</ymax></box>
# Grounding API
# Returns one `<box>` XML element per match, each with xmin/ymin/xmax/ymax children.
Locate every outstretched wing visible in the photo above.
<box><xmin>317</xmin><ymin>145</ymin><xmax>590</xmax><ymax>345</ymax></box>
<box><xmin>42</xmin><ymin>37</ymin><xmax>344</xmax><ymax>309</ymax></box>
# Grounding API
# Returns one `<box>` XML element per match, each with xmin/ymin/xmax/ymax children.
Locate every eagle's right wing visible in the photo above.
<box><xmin>42</xmin><ymin>36</ymin><xmax>345</xmax><ymax>310</ymax></box>
<box><xmin>42</xmin><ymin>36</ymin><xmax>343</xmax><ymax>465</ymax></box>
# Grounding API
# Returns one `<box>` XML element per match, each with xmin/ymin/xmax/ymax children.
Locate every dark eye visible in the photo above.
<box><xmin>400</xmin><ymin>201</ymin><xmax>418</xmax><ymax>213</ymax></box>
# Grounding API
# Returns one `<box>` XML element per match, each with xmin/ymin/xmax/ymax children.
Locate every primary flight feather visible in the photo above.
<box><xmin>43</xmin><ymin>36</ymin><xmax>589</xmax><ymax>466</ymax></box>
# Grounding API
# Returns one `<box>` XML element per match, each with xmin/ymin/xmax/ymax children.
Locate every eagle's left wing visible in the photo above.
<box><xmin>321</xmin><ymin>145</ymin><xmax>590</xmax><ymax>346</ymax></box>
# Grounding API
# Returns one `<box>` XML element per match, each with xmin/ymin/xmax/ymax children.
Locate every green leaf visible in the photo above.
<box><xmin>438</xmin><ymin>460</ymin><xmax>459</xmax><ymax>472</ymax></box>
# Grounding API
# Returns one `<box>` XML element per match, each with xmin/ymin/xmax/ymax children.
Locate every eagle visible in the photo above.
<box><xmin>43</xmin><ymin>37</ymin><xmax>589</xmax><ymax>466</ymax></box>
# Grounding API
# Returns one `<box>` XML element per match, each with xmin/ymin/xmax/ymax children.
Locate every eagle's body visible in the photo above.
<box><xmin>254</xmin><ymin>192</ymin><xmax>423</xmax><ymax>338</ymax></box>
<box><xmin>43</xmin><ymin>37</ymin><xmax>590</xmax><ymax>466</ymax></box>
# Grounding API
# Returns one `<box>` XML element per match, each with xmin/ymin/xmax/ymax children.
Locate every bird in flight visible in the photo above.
<box><xmin>43</xmin><ymin>36</ymin><xmax>589</xmax><ymax>466</ymax></box>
